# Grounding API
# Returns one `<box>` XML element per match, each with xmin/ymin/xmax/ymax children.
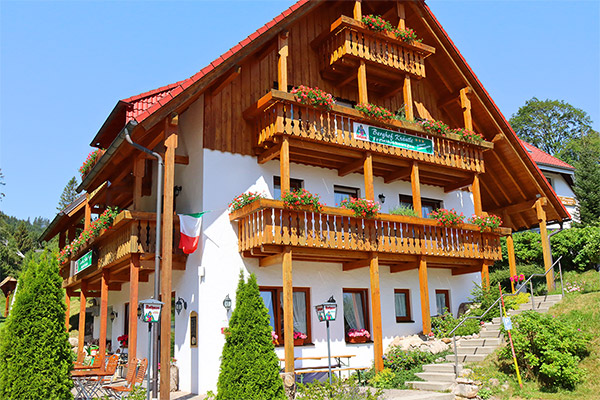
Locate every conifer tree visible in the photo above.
<box><xmin>13</xmin><ymin>222</ymin><xmax>33</xmax><ymax>256</ymax></box>
<box><xmin>217</xmin><ymin>273</ymin><xmax>285</xmax><ymax>400</ymax></box>
<box><xmin>573</xmin><ymin>146</ymin><xmax>600</xmax><ymax>225</ymax></box>
<box><xmin>0</xmin><ymin>252</ymin><xmax>73</xmax><ymax>399</ymax></box>
<box><xmin>57</xmin><ymin>176</ymin><xmax>79</xmax><ymax>211</ymax></box>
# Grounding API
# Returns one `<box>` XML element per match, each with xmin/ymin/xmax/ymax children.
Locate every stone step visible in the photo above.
<box><xmin>519</xmin><ymin>301</ymin><xmax>556</xmax><ymax>310</ymax></box>
<box><xmin>445</xmin><ymin>353</ymin><xmax>488</xmax><ymax>363</ymax></box>
<box><xmin>422</xmin><ymin>363</ymin><xmax>460</xmax><ymax>373</ymax></box>
<box><xmin>456</xmin><ymin>346</ymin><xmax>496</xmax><ymax>355</ymax></box>
<box><xmin>480</xmin><ymin>330</ymin><xmax>503</xmax><ymax>339</ymax></box>
<box><xmin>406</xmin><ymin>380</ymin><xmax>454</xmax><ymax>391</ymax></box>
<box><xmin>536</xmin><ymin>294</ymin><xmax>562</xmax><ymax>302</ymax></box>
<box><xmin>457</xmin><ymin>337</ymin><xmax>503</xmax><ymax>347</ymax></box>
<box><xmin>414</xmin><ymin>372</ymin><xmax>456</xmax><ymax>382</ymax></box>
<box><xmin>383</xmin><ymin>391</ymin><xmax>455</xmax><ymax>400</ymax></box>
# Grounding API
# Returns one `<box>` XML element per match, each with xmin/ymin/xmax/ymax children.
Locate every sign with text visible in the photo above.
<box><xmin>353</xmin><ymin>123</ymin><xmax>434</xmax><ymax>154</ymax></box>
<box><xmin>75</xmin><ymin>250</ymin><xmax>93</xmax><ymax>274</ymax></box>
<box><xmin>142</xmin><ymin>303</ymin><xmax>162</xmax><ymax>323</ymax></box>
<box><xmin>315</xmin><ymin>304</ymin><xmax>337</xmax><ymax>322</ymax></box>
<box><xmin>502</xmin><ymin>316</ymin><xmax>513</xmax><ymax>331</ymax></box>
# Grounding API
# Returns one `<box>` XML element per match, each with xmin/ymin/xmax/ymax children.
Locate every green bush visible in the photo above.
<box><xmin>297</xmin><ymin>378</ymin><xmax>383</xmax><ymax>399</ymax></box>
<box><xmin>431</xmin><ymin>310</ymin><xmax>481</xmax><ymax>338</ymax></box>
<box><xmin>0</xmin><ymin>252</ymin><xmax>74</xmax><ymax>399</ymax></box>
<box><xmin>469</xmin><ymin>284</ymin><xmax>518</xmax><ymax>322</ymax></box>
<box><xmin>382</xmin><ymin>347</ymin><xmax>443</xmax><ymax>372</ymax></box>
<box><xmin>216</xmin><ymin>273</ymin><xmax>285</xmax><ymax>400</ymax></box>
<box><xmin>389</xmin><ymin>205</ymin><xmax>418</xmax><ymax>217</ymax></box>
<box><xmin>497</xmin><ymin>311</ymin><xmax>590</xmax><ymax>390</ymax></box>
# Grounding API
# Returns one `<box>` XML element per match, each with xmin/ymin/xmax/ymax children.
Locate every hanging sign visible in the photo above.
<box><xmin>142</xmin><ymin>303</ymin><xmax>162</xmax><ymax>323</ymax></box>
<box><xmin>75</xmin><ymin>250</ymin><xmax>93</xmax><ymax>274</ymax></box>
<box><xmin>502</xmin><ymin>316</ymin><xmax>513</xmax><ymax>331</ymax></box>
<box><xmin>353</xmin><ymin>123</ymin><xmax>434</xmax><ymax>155</ymax></box>
<box><xmin>315</xmin><ymin>304</ymin><xmax>337</xmax><ymax>322</ymax></box>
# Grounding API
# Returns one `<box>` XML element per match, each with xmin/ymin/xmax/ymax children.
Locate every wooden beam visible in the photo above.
<box><xmin>338</xmin><ymin>156</ymin><xmax>365</xmax><ymax>177</ymax></box>
<box><xmin>259</xmin><ymin>253</ymin><xmax>283</xmax><ymax>268</ymax></box>
<box><xmin>358</xmin><ymin>60</ymin><xmax>368</xmax><ymax>104</ymax></box>
<box><xmin>506</xmin><ymin>235</ymin><xmax>517</xmax><ymax>293</ymax></box>
<box><xmin>258</xmin><ymin>143</ymin><xmax>282</xmax><ymax>165</ymax></box>
<box><xmin>491</xmin><ymin>197</ymin><xmax>546</xmax><ymax>216</ymax></box>
<box><xmin>536</xmin><ymin>199</ymin><xmax>555</xmax><ymax>291</ymax></box>
<box><xmin>489</xmin><ymin>150</ymin><xmax>527</xmax><ymax>200</ymax></box>
<box><xmin>128</xmin><ymin>254</ymin><xmax>140</xmax><ymax>371</ymax></box>
<box><xmin>418</xmin><ymin>256</ymin><xmax>431</xmax><ymax>334</ymax></box>
<box><xmin>160</xmin><ymin>122</ymin><xmax>178</xmax><ymax>400</ymax></box>
<box><xmin>132</xmin><ymin>157</ymin><xmax>145</xmax><ymax>211</ymax></box>
<box><xmin>343</xmin><ymin>259</ymin><xmax>370</xmax><ymax>271</ymax></box>
<box><xmin>384</xmin><ymin>166</ymin><xmax>412</xmax><ymax>184</ymax></box>
<box><xmin>444</xmin><ymin>177</ymin><xmax>473</xmax><ymax>193</ymax></box>
<box><xmin>65</xmin><ymin>290</ymin><xmax>71</xmax><ymax>331</ymax></box>
<box><xmin>389</xmin><ymin>264</ymin><xmax>417</xmax><ymax>273</ymax></box>
<box><xmin>282</xmin><ymin>246</ymin><xmax>294</xmax><ymax>373</ymax></box>
<box><xmin>364</xmin><ymin>152</ymin><xmax>374</xmax><ymax>200</ymax></box>
<box><xmin>369</xmin><ymin>253</ymin><xmax>384</xmax><ymax>372</ymax></box>
<box><xmin>77</xmin><ymin>281</ymin><xmax>87</xmax><ymax>362</ymax></box>
<box><xmin>397</xmin><ymin>2</ymin><xmax>406</xmax><ymax>30</ymax></box>
<box><xmin>411</xmin><ymin>162</ymin><xmax>422</xmax><ymax>217</ymax></box>
<box><xmin>481</xmin><ymin>262</ymin><xmax>490</xmax><ymax>289</ymax></box>
<box><xmin>210</xmin><ymin>66</ymin><xmax>241</xmax><ymax>97</ymax></box>
<box><xmin>452</xmin><ymin>266</ymin><xmax>482</xmax><ymax>276</ymax></box>
<box><xmin>278</xmin><ymin>32</ymin><xmax>288</xmax><ymax>92</ymax></box>
<box><xmin>84</xmin><ymin>195</ymin><xmax>91</xmax><ymax>231</ymax></box>
<box><xmin>353</xmin><ymin>0</ymin><xmax>362</xmax><ymax>20</ymax></box>
<box><xmin>280</xmin><ymin>136</ymin><xmax>290</xmax><ymax>194</ymax></box>
<box><xmin>460</xmin><ymin>87</ymin><xmax>473</xmax><ymax>131</ymax></box>
<box><xmin>142</xmin><ymin>153</ymin><xmax>189</xmax><ymax>165</ymax></box>
<box><xmin>472</xmin><ymin>174</ymin><xmax>482</xmax><ymax>215</ymax></box>
<box><xmin>99</xmin><ymin>270</ymin><xmax>109</xmax><ymax>364</ymax></box>
<box><xmin>403</xmin><ymin>75</ymin><xmax>414</xmax><ymax>121</ymax></box>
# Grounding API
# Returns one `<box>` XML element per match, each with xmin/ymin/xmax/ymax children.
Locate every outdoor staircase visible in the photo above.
<box><xmin>406</xmin><ymin>294</ymin><xmax>563</xmax><ymax>393</ymax></box>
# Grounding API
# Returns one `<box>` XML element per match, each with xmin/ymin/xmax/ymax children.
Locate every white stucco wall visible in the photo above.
<box><xmin>541</xmin><ymin>170</ymin><xmax>578</xmax><ymax>228</ymax></box>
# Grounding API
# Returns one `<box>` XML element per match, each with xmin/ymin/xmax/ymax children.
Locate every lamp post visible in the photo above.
<box><xmin>315</xmin><ymin>296</ymin><xmax>337</xmax><ymax>385</ymax></box>
<box><xmin>139</xmin><ymin>298</ymin><xmax>163</xmax><ymax>400</ymax></box>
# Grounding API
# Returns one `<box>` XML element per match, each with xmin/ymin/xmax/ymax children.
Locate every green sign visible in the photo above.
<box><xmin>353</xmin><ymin>123</ymin><xmax>434</xmax><ymax>155</ymax></box>
<box><xmin>76</xmin><ymin>250</ymin><xmax>93</xmax><ymax>274</ymax></box>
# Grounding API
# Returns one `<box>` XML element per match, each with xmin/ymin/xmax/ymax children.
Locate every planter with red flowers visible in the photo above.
<box><xmin>428</xmin><ymin>208</ymin><xmax>465</xmax><ymax>227</ymax></box>
<box><xmin>339</xmin><ymin>197</ymin><xmax>380</xmax><ymax>218</ymax></box>
<box><xmin>291</xmin><ymin>85</ymin><xmax>335</xmax><ymax>110</ymax></box>
<box><xmin>293</xmin><ymin>331</ymin><xmax>307</xmax><ymax>346</ymax></box>
<box><xmin>229</xmin><ymin>192</ymin><xmax>264</xmax><ymax>212</ymax></box>
<box><xmin>347</xmin><ymin>328</ymin><xmax>370</xmax><ymax>343</ymax></box>
<box><xmin>361</xmin><ymin>14</ymin><xmax>423</xmax><ymax>44</ymax></box>
<box><xmin>354</xmin><ymin>103</ymin><xmax>394</xmax><ymax>120</ymax></box>
<box><xmin>468</xmin><ymin>214</ymin><xmax>503</xmax><ymax>232</ymax></box>
<box><xmin>79</xmin><ymin>149</ymin><xmax>105</xmax><ymax>180</ymax></box>
<box><xmin>282</xmin><ymin>189</ymin><xmax>324</xmax><ymax>212</ymax></box>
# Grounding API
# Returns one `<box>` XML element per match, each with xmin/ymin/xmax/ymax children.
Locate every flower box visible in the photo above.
<box><xmin>348</xmin><ymin>336</ymin><xmax>367</xmax><ymax>344</ymax></box>
<box><xmin>294</xmin><ymin>338</ymin><xmax>305</xmax><ymax>346</ymax></box>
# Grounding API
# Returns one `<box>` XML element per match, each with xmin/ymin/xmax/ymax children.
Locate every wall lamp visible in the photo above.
<box><xmin>175</xmin><ymin>297</ymin><xmax>188</xmax><ymax>315</ymax></box>
<box><xmin>378</xmin><ymin>194</ymin><xmax>386</xmax><ymax>204</ymax></box>
<box><xmin>110</xmin><ymin>310</ymin><xmax>118</xmax><ymax>322</ymax></box>
<box><xmin>223</xmin><ymin>294</ymin><xmax>232</xmax><ymax>311</ymax></box>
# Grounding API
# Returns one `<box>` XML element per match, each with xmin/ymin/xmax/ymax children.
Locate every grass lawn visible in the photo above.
<box><xmin>471</xmin><ymin>289</ymin><xmax>600</xmax><ymax>400</ymax></box>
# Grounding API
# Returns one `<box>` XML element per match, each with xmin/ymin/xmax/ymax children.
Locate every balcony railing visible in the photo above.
<box><xmin>62</xmin><ymin>211</ymin><xmax>184</xmax><ymax>279</ymax></box>
<box><xmin>313</xmin><ymin>16</ymin><xmax>435</xmax><ymax>81</ymax></box>
<box><xmin>247</xmin><ymin>90</ymin><xmax>492</xmax><ymax>175</ymax></box>
<box><xmin>230</xmin><ymin>199</ymin><xmax>505</xmax><ymax>262</ymax></box>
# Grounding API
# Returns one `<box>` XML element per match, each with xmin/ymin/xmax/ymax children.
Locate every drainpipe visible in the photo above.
<box><xmin>123</xmin><ymin>121</ymin><xmax>163</xmax><ymax>396</ymax></box>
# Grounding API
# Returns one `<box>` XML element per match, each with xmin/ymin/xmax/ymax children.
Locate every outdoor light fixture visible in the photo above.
<box><xmin>315</xmin><ymin>296</ymin><xmax>337</xmax><ymax>385</ymax></box>
<box><xmin>174</xmin><ymin>185</ymin><xmax>182</xmax><ymax>197</ymax></box>
<box><xmin>175</xmin><ymin>297</ymin><xmax>187</xmax><ymax>315</ymax></box>
<box><xmin>137</xmin><ymin>305</ymin><xmax>142</xmax><ymax>319</ymax></box>
<box><xmin>223</xmin><ymin>294</ymin><xmax>232</xmax><ymax>311</ymax></box>
<box><xmin>110</xmin><ymin>310</ymin><xmax>118</xmax><ymax>322</ymax></box>
<box><xmin>378</xmin><ymin>194</ymin><xmax>385</xmax><ymax>204</ymax></box>
<box><xmin>139</xmin><ymin>298</ymin><xmax>164</xmax><ymax>400</ymax></box>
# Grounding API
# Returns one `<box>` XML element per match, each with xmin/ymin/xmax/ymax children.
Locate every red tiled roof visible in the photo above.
<box><xmin>519</xmin><ymin>140</ymin><xmax>575</xmax><ymax>170</ymax></box>
<box><xmin>120</xmin><ymin>0</ymin><xmax>309</xmax><ymax>124</ymax></box>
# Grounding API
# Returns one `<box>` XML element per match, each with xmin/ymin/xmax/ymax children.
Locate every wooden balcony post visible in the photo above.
<box><xmin>280</xmin><ymin>136</ymin><xmax>290</xmax><ymax>195</ymax></box>
<box><xmin>353</xmin><ymin>0</ymin><xmax>362</xmax><ymax>20</ymax></box>
<box><xmin>364</xmin><ymin>152</ymin><xmax>374</xmax><ymax>201</ymax></box>
<box><xmin>84</xmin><ymin>195</ymin><xmax>91</xmax><ymax>231</ymax></box>
<box><xmin>59</xmin><ymin>231</ymin><xmax>66</xmax><ymax>249</ymax></box>
<box><xmin>128</xmin><ymin>254</ymin><xmax>140</xmax><ymax>370</ymax></box>
<box><xmin>133</xmin><ymin>157</ymin><xmax>145</xmax><ymax>211</ymax></box>
<box><xmin>278</xmin><ymin>32</ymin><xmax>289</xmax><ymax>92</ymax></box>
<box><xmin>507</xmin><ymin>235</ymin><xmax>517</xmax><ymax>293</ymax></box>
<box><xmin>472</xmin><ymin>174</ymin><xmax>482</xmax><ymax>215</ymax></box>
<box><xmin>369</xmin><ymin>253</ymin><xmax>384</xmax><ymax>371</ymax></box>
<box><xmin>535</xmin><ymin>199</ymin><xmax>555</xmax><ymax>291</ymax></box>
<box><xmin>99</xmin><ymin>270</ymin><xmax>109</xmax><ymax>364</ymax></box>
<box><xmin>403</xmin><ymin>75</ymin><xmax>414</xmax><ymax>121</ymax></box>
<box><xmin>160</xmin><ymin>119</ymin><xmax>178</xmax><ymax>400</ymax></box>
<box><xmin>77</xmin><ymin>281</ymin><xmax>87</xmax><ymax>362</ymax></box>
<box><xmin>397</xmin><ymin>2</ymin><xmax>406</xmax><ymax>30</ymax></box>
<box><xmin>411</xmin><ymin>162</ymin><xmax>422</xmax><ymax>217</ymax></box>
<box><xmin>4</xmin><ymin>290</ymin><xmax>11</xmax><ymax>317</ymax></box>
<box><xmin>358</xmin><ymin>60</ymin><xmax>368</xmax><ymax>104</ymax></box>
<box><xmin>481</xmin><ymin>262</ymin><xmax>490</xmax><ymax>289</ymax></box>
<box><xmin>65</xmin><ymin>290</ymin><xmax>71</xmax><ymax>331</ymax></box>
<box><xmin>418</xmin><ymin>256</ymin><xmax>431</xmax><ymax>334</ymax></box>
<box><xmin>460</xmin><ymin>87</ymin><xmax>473</xmax><ymax>131</ymax></box>
<box><xmin>282</xmin><ymin>247</ymin><xmax>294</xmax><ymax>373</ymax></box>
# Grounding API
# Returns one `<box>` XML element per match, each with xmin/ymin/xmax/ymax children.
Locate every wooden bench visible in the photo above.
<box><xmin>279</xmin><ymin>355</ymin><xmax>369</xmax><ymax>384</ymax></box>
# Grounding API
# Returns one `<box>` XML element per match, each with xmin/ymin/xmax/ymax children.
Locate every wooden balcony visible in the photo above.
<box><xmin>230</xmin><ymin>199</ymin><xmax>506</xmax><ymax>272</ymax></box>
<box><xmin>246</xmin><ymin>90</ymin><xmax>492</xmax><ymax>187</ymax></box>
<box><xmin>312</xmin><ymin>16</ymin><xmax>435</xmax><ymax>85</ymax></box>
<box><xmin>61</xmin><ymin>211</ymin><xmax>186</xmax><ymax>287</ymax></box>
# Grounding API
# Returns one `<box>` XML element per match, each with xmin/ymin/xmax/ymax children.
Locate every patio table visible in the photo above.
<box><xmin>72</xmin><ymin>369</ymin><xmax>114</xmax><ymax>400</ymax></box>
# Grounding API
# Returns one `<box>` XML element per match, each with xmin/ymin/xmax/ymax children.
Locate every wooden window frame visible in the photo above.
<box><xmin>399</xmin><ymin>194</ymin><xmax>443</xmax><ymax>217</ymax></box>
<box><xmin>273</xmin><ymin>176</ymin><xmax>304</xmax><ymax>198</ymax></box>
<box><xmin>342</xmin><ymin>288</ymin><xmax>370</xmax><ymax>342</ymax></box>
<box><xmin>334</xmin><ymin>185</ymin><xmax>361</xmax><ymax>206</ymax></box>
<box><xmin>393</xmin><ymin>289</ymin><xmax>413</xmax><ymax>323</ymax></box>
<box><xmin>435</xmin><ymin>289</ymin><xmax>451</xmax><ymax>315</ymax></box>
<box><xmin>259</xmin><ymin>286</ymin><xmax>312</xmax><ymax>345</ymax></box>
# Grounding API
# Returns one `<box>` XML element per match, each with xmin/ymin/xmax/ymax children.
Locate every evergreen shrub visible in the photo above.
<box><xmin>216</xmin><ymin>273</ymin><xmax>285</xmax><ymax>400</ymax></box>
<box><xmin>0</xmin><ymin>252</ymin><xmax>74</xmax><ymax>399</ymax></box>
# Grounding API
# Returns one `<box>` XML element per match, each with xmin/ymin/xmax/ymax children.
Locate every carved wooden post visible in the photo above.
<box><xmin>411</xmin><ymin>162</ymin><xmax>422</xmax><ymax>217</ymax></box>
<box><xmin>128</xmin><ymin>254</ymin><xmax>140</xmax><ymax>370</ymax></box>
<box><xmin>99</xmin><ymin>270</ymin><xmax>109</xmax><ymax>364</ymax></box>
<box><xmin>460</xmin><ymin>87</ymin><xmax>473</xmax><ymax>131</ymax></box>
<box><xmin>364</xmin><ymin>152</ymin><xmax>374</xmax><ymax>201</ymax></box>
<box><xmin>77</xmin><ymin>281</ymin><xmax>87</xmax><ymax>362</ymax></box>
<box><xmin>403</xmin><ymin>76</ymin><xmax>413</xmax><ymax>120</ymax></box>
<box><xmin>418</xmin><ymin>256</ymin><xmax>431</xmax><ymax>334</ymax></box>
<box><xmin>282</xmin><ymin>247</ymin><xmax>294</xmax><ymax>373</ymax></box>
<box><xmin>280</xmin><ymin>136</ymin><xmax>290</xmax><ymax>195</ymax></box>
<box><xmin>369</xmin><ymin>253</ymin><xmax>383</xmax><ymax>371</ymax></box>
<box><xmin>536</xmin><ymin>198</ymin><xmax>555</xmax><ymax>291</ymax></box>
<box><xmin>278</xmin><ymin>32</ymin><xmax>289</xmax><ymax>92</ymax></box>
<box><xmin>507</xmin><ymin>235</ymin><xmax>517</xmax><ymax>293</ymax></box>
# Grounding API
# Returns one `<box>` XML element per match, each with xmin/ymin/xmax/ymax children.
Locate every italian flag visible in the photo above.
<box><xmin>178</xmin><ymin>212</ymin><xmax>207</xmax><ymax>254</ymax></box>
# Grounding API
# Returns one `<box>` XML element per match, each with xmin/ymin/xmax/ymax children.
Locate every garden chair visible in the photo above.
<box><xmin>87</xmin><ymin>354</ymin><xmax>119</xmax><ymax>397</ymax></box>
<box><xmin>105</xmin><ymin>358</ymin><xmax>147</xmax><ymax>399</ymax></box>
<box><xmin>74</xmin><ymin>353</ymin><xmax>102</xmax><ymax>370</ymax></box>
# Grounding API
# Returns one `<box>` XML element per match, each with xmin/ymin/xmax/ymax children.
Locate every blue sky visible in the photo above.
<box><xmin>1</xmin><ymin>1</ymin><xmax>598</xmax><ymax>222</ymax></box>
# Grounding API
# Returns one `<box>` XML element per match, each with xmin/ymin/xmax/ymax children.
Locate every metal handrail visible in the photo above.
<box><xmin>449</xmin><ymin>256</ymin><xmax>563</xmax><ymax>375</ymax></box>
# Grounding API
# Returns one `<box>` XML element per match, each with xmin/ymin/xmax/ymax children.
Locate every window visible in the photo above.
<box><xmin>123</xmin><ymin>303</ymin><xmax>129</xmax><ymax>335</ymax></box>
<box><xmin>273</xmin><ymin>176</ymin><xmax>304</xmax><ymax>199</ymax></box>
<box><xmin>435</xmin><ymin>290</ymin><xmax>450</xmax><ymax>315</ymax></box>
<box><xmin>399</xmin><ymin>195</ymin><xmax>442</xmax><ymax>218</ymax></box>
<box><xmin>342</xmin><ymin>289</ymin><xmax>370</xmax><ymax>339</ymax></box>
<box><xmin>394</xmin><ymin>289</ymin><xmax>412</xmax><ymax>322</ymax></box>
<box><xmin>190</xmin><ymin>311</ymin><xmax>198</xmax><ymax>347</ymax></box>
<box><xmin>543</xmin><ymin>175</ymin><xmax>554</xmax><ymax>189</ymax></box>
<box><xmin>259</xmin><ymin>286</ymin><xmax>311</xmax><ymax>344</ymax></box>
<box><xmin>334</xmin><ymin>185</ymin><xmax>360</xmax><ymax>206</ymax></box>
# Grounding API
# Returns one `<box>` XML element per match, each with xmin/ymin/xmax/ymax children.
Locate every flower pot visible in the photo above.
<box><xmin>294</xmin><ymin>338</ymin><xmax>305</xmax><ymax>346</ymax></box>
<box><xmin>348</xmin><ymin>336</ymin><xmax>367</xmax><ymax>344</ymax></box>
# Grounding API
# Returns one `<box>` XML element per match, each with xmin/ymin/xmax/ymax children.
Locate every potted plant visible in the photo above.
<box><xmin>282</xmin><ymin>189</ymin><xmax>324</xmax><ymax>212</ymax></box>
<box><xmin>468</xmin><ymin>214</ymin><xmax>503</xmax><ymax>232</ymax></box>
<box><xmin>428</xmin><ymin>208</ymin><xmax>465</xmax><ymax>227</ymax></box>
<box><xmin>511</xmin><ymin>274</ymin><xmax>526</xmax><ymax>292</ymax></box>
<box><xmin>293</xmin><ymin>331</ymin><xmax>307</xmax><ymax>346</ymax></box>
<box><xmin>340</xmin><ymin>197</ymin><xmax>380</xmax><ymax>218</ymax></box>
<box><xmin>291</xmin><ymin>85</ymin><xmax>335</xmax><ymax>110</ymax></box>
<box><xmin>354</xmin><ymin>102</ymin><xmax>394</xmax><ymax>120</ymax></box>
<box><xmin>347</xmin><ymin>328</ymin><xmax>370</xmax><ymax>343</ymax></box>
<box><xmin>453</xmin><ymin>128</ymin><xmax>484</xmax><ymax>143</ymax></box>
<box><xmin>271</xmin><ymin>331</ymin><xmax>279</xmax><ymax>346</ymax></box>
<box><xmin>229</xmin><ymin>192</ymin><xmax>264</xmax><ymax>212</ymax></box>
<box><xmin>419</xmin><ymin>119</ymin><xmax>450</xmax><ymax>136</ymax></box>
<box><xmin>117</xmin><ymin>334</ymin><xmax>128</xmax><ymax>349</ymax></box>
<box><xmin>79</xmin><ymin>149</ymin><xmax>105</xmax><ymax>179</ymax></box>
